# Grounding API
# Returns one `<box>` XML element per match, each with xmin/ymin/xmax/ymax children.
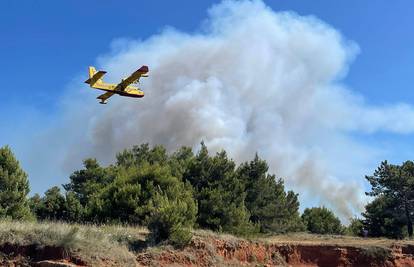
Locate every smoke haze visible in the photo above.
<box><xmin>18</xmin><ymin>0</ymin><xmax>414</xmax><ymax>220</ymax></box>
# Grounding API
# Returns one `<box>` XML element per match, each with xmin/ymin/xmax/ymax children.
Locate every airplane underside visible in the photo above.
<box><xmin>99</xmin><ymin>89</ymin><xmax>144</xmax><ymax>98</ymax></box>
<box><xmin>97</xmin><ymin>89</ymin><xmax>144</xmax><ymax>104</ymax></box>
<box><xmin>115</xmin><ymin>90</ymin><xmax>144</xmax><ymax>98</ymax></box>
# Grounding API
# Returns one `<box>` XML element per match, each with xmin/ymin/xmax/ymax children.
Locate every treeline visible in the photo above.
<box><xmin>30</xmin><ymin>143</ymin><xmax>305</xmax><ymax>245</ymax></box>
<box><xmin>0</xmin><ymin>144</ymin><xmax>412</xmax><ymax>246</ymax></box>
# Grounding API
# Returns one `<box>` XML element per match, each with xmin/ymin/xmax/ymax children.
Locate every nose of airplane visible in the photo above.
<box><xmin>139</xmin><ymin>65</ymin><xmax>149</xmax><ymax>73</ymax></box>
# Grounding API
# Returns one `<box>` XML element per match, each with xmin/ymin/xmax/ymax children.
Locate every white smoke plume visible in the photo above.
<box><xmin>20</xmin><ymin>0</ymin><xmax>414</xmax><ymax>220</ymax></box>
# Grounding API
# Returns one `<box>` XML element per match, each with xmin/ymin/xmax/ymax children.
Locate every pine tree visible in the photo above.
<box><xmin>365</xmin><ymin>160</ymin><xmax>414</xmax><ymax>237</ymax></box>
<box><xmin>345</xmin><ymin>217</ymin><xmax>364</xmax><ymax>236</ymax></box>
<box><xmin>168</xmin><ymin>146</ymin><xmax>195</xmax><ymax>178</ymax></box>
<box><xmin>302</xmin><ymin>207</ymin><xmax>343</xmax><ymax>234</ymax></box>
<box><xmin>36</xmin><ymin>186</ymin><xmax>66</xmax><ymax>220</ymax></box>
<box><xmin>28</xmin><ymin>193</ymin><xmax>42</xmax><ymax>215</ymax></box>
<box><xmin>184</xmin><ymin>143</ymin><xmax>253</xmax><ymax>234</ymax></box>
<box><xmin>88</xmin><ymin>160</ymin><xmax>196</xmax><ymax>224</ymax></box>
<box><xmin>236</xmin><ymin>154</ymin><xmax>304</xmax><ymax>233</ymax></box>
<box><xmin>65</xmin><ymin>191</ymin><xmax>84</xmax><ymax>222</ymax></box>
<box><xmin>0</xmin><ymin>145</ymin><xmax>31</xmax><ymax>219</ymax></box>
<box><xmin>362</xmin><ymin>194</ymin><xmax>407</xmax><ymax>238</ymax></box>
<box><xmin>147</xmin><ymin>184</ymin><xmax>197</xmax><ymax>247</ymax></box>
<box><xmin>116</xmin><ymin>143</ymin><xmax>168</xmax><ymax>168</ymax></box>
<box><xmin>63</xmin><ymin>158</ymin><xmax>112</xmax><ymax>206</ymax></box>
<box><xmin>86</xmin><ymin>166</ymin><xmax>143</xmax><ymax>223</ymax></box>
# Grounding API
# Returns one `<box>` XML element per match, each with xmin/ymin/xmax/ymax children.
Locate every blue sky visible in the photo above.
<box><xmin>1</xmin><ymin>1</ymin><xmax>413</xmax><ymax>110</ymax></box>
<box><xmin>1</xmin><ymin>1</ymin><xmax>414</xmax><ymax>215</ymax></box>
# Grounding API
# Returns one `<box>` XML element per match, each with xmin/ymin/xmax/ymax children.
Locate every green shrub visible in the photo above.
<box><xmin>169</xmin><ymin>225</ymin><xmax>193</xmax><ymax>248</ymax></box>
<box><xmin>302</xmin><ymin>207</ymin><xmax>343</xmax><ymax>235</ymax></box>
<box><xmin>147</xmin><ymin>187</ymin><xmax>197</xmax><ymax>248</ymax></box>
<box><xmin>345</xmin><ymin>217</ymin><xmax>364</xmax><ymax>236</ymax></box>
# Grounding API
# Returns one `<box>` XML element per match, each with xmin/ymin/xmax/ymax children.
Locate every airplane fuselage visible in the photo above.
<box><xmin>91</xmin><ymin>82</ymin><xmax>144</xmax><ymax>98</ymax></box>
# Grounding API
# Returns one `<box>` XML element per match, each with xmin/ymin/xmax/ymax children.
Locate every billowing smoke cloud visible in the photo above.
<box><xmin>19</xmin><ymin>0</ymin><xmax>414</xmax><ymax>220</ymax></box>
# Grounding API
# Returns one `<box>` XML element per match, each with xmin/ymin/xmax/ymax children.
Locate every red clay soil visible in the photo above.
<box><xmin>136</xmin><ymin>237</ymin><xmax>414</xmax><ymax>267</ymax></box>
<box><xmin>0</xmin><ymin>243</ymin><xmax>86</xmax><ymax>267</ymax></box>
<box><xmin>1</xmin><ymin>238</ymin><xmax>414</xmax><ymax>266</ymax></box>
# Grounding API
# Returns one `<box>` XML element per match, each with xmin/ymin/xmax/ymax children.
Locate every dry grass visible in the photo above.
<box><xmin>0</xmin><ymin>220</ymin><xmax>148</xmax><ymax>266</ymax></box>
<box><xmin>258</xmin><ymin>232</ymin><xmax>414</xmax><ymax>248</ymax></box>
<box><xmin>194</xmin><ymin>229</ymin><xmax>246</xmax><ymax>242</ymax></box>
<box><xmin>193</xmin><ymin>229</ymin><xmax>414</xmax><ymax>249</ymax></box>
<box><xmin>0</xmin><ymin>221</ymin><xmax>412</xmax><ymax>266</ymax></box>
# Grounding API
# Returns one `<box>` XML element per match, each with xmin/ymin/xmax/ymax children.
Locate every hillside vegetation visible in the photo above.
<box><xmin>1</xmin><ymin>142</ymin><xmax>414</xmax><ymax>252</ymax></box>
<box><xmin>0</xmin><ymin>220</ymin><xmax>413</xmax><ymax>266</ymax></box>
<box><xmin>0</xmin><ymin>220</ymin><xmax>146</xmax><ymax>265</ymax></box>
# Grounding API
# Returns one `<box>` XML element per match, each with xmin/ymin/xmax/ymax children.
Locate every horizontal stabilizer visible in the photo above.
<box><xmin>97</xmin><ymin>91</ymin><xmax>115</xmax><ymax>104</ymax></box>
<box><xmin>85</xmin><ymin>66</ymin><xmax>107</xmax><ymax>86</ymax></box>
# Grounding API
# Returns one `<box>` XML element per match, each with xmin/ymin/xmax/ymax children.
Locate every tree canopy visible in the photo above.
<box><xmin>25</xmin><ymin>142</ymin><xmax>307</xmax><ymax>241</ymax></box>
<box><xmin>364</xmin><ymin>160</ymin><xmax>414</xmax><ymax>238</ymax></box>
<box><xmin>302</xmin><ymin>207</ymin><xmax>343</xmax><ymax>235</ymax></box>
<box><xmin>237</xmin><ymin>154</ymin><xmax>304</xmax><ymax>233</ymax></box>
<box><xmin>9</xmin><ymin>141</ymin><xmax>414</xmax><ymax>242</ymax></box>
<box><xmin>0</xmin><ymin>146</ymin><xmax>31</xmax><ymax>219</ymax></box>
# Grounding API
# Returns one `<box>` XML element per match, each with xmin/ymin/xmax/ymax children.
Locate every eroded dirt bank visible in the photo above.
<box><xmin>0</xmin><ymin>243</ymin><xmax>86</xmax><ymax>266</ymax></box>
<box><xmin>1</xmin><ymin>234</ymin><xmax>414</xmax><ymax>266</ymax></box>
<box><xmin>137</xmin><ymin>235</ymin><xmax>414</xmax><ymax>267</ymax></box>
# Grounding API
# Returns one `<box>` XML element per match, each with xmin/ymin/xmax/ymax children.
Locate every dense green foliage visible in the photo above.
<box><xmin>29</xmin><ymin>187</ymin><xmax>84</xmax><ymax>222</ymax></box>
<box><xmin>5</xmin><ymin>143</ymin><xmax>414</xmax><ymax>241</ymax></box>
<box><xmin>0</xmin><ymin>146</ymin><xmax>31</xmax><ymax>219</ymax></box>
<box><xmin>183</xmin><ymin>144</ymin><xmax>254</xmax><ymax>234</ymax></box>
<box><xmin>302</xmin><ymin>207</ymin><xmax>343</xmax><ymax>234</ymax></box>
<box><xmin>26</xmin><ymin>142</ymin><xmax>305</xmax><ymax>242</ymax></box>
<box><xmin>364</xmin><ymin>160</ymin><xmax>414</xmax><ymax>238</ymax></box>
<box><xmin>63</xmin><ymin>158</ymin><xmax>112</xmax><ymax>208</ymax></box>
<box><xmin>363</xmin><ymin>195</ymin><xmax>407</xmax><ymax>238</ymax></box>
<box><xmin>237</xmin><ymin>154</ymin><xmax>304</xmax><ymax>233</ymax></box>
<box><xmin>345</xmin><ymin>217</ymin><xmax>364</xmax><ymax>236</ymax></box>
<box><xmin>34</xmin><ymin>186</ymin><xmax>66</xmax><ymax>220</ymax></box>
<box><xmin>148</xmin><ymin>191</ymin><xmax>196</xmax><ymax>247</ymax></box>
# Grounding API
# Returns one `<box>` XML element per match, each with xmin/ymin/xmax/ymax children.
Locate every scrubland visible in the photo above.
<box><xmin>0</xmin><ymin>220</ymin><xmax>413</xmax><ymax>266</ymax></box>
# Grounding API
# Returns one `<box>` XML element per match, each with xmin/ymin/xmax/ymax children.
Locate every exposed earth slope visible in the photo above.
<box><xmin>0</xmin><ymin>221</ymin><xmax>413</xmax><ymax>266</ymax></box>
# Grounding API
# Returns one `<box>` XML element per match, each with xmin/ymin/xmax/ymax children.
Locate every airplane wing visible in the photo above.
<box><xmin>116</xmin><ymin>65</ymin><xmax>149</xmax><ymax>91</ymax></box>
<box><xmin>97</xmin><ymin>91</ymin><xmax>115</xmax><ymax>104</ymax></box>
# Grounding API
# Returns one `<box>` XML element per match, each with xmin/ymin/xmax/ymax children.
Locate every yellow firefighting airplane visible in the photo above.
<box><xmin>85</xmin><ymin>65</ymin><xmax>149</xmax><ymax>104</ymax></box>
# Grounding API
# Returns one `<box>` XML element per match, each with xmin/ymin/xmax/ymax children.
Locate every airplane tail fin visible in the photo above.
<box><xmin>89</xmin><ymin>66</ymin><xmax>97</xmax><ymax>78</ymax></box>
<box><xmin>85</xmin><ymin>66</ymin><xmax>107</xmax><ymax>86</ymax></box>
